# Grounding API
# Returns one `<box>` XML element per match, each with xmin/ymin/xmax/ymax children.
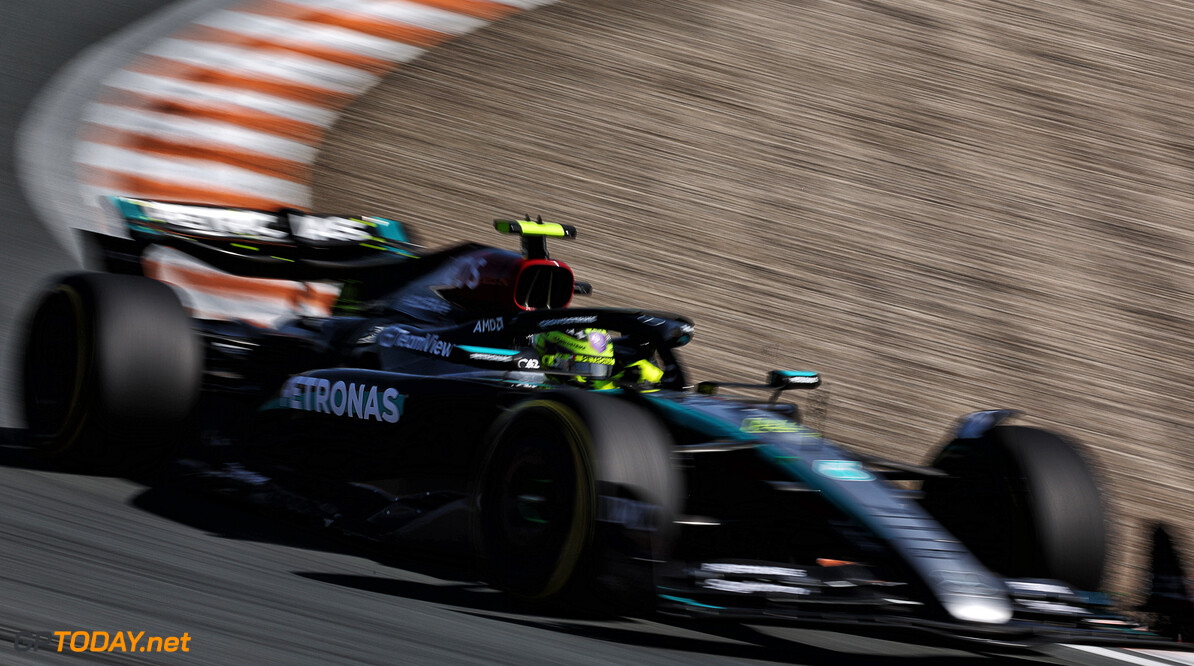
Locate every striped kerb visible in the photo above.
<box><xmin>76</xmin><ymin>0</ymin><xmax>556</xmax><ymax>325</ymax></box>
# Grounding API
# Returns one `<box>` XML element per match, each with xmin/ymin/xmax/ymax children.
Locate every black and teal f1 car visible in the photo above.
<box><xmin>19</xmin><ymin>197</ymin><xmax>1194</xmax><ymax>647</ymax></box>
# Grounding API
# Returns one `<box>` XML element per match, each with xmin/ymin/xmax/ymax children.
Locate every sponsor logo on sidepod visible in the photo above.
<box><xmin>378</xmin><ymin>326</ymin><xmax>453</xmax><ymax>357</ymax></box>
<box><xmin>473</xmin><ymin>317</ymin><xmax>503</xmax><ymax>333</ymax></box>
<box><xmin>282</xmin><ymin>377</ymin><xmax>403</xmax><ymax>423</ymax></box>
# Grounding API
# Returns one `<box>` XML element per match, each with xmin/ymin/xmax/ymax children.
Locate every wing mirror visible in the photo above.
<box><xmin>768</xmin><ymin>370</ymin><xmax>821</xmax><ymax>390</ymax></box>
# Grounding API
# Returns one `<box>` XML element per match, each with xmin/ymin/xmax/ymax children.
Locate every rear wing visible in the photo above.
<box><xmin>87</xmin><ymin>197</ymin><xmax>419</xmax><ymax>280</ymax></box>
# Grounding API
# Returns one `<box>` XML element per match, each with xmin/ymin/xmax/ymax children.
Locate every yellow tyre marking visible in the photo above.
<box><xmin>492</xmin><ymin>399</ymin><xmax>595</xmax><ymax>600</ymax></box>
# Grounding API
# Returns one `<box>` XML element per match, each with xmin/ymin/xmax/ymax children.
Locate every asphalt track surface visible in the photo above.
<box><xmin>0</xmin><ymin>2</ymin><xmax>1182</xmax><ymax>665</ymax></box>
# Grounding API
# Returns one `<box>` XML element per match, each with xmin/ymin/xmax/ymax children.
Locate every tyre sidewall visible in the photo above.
<box><xmin>923</xmin><ymin>425</ymin><xmax>1107</xmax><ymax>590</ymax></box>
<box><xmin>474</xmin><ymin>391</ymin><xmax>681</xmax><ymax>608</ymax></box>
<box><xmin>476</xmin><ymin>399</ymin><xmax>596</xmax><ymax>600</ymax></box>
<box><xmin>21</xmin><ymin>273</ymin><xmax>201</xmax><ymax>470</ymax></box>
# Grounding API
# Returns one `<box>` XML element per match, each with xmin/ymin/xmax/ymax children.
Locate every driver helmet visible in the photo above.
<box><xmin>532</xmin><ymin>328</ymin><xmax>663</xmax><ymax>389</ymax></box>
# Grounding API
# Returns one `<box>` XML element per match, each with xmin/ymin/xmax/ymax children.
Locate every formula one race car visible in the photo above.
<box><xmin>19</xmin><ymin>197</ymin><xmax>1194</xmax><ymax>647</ymax></box>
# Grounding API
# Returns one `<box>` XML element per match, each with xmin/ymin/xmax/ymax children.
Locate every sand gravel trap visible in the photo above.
<box><xmin>313</xmin><ymin>0</ymin><xmax>1194</xmax><ymax>600</ymax></box>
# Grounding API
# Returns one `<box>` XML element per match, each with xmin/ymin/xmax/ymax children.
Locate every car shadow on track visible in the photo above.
<box><xmin>0</xmin><ymin>427</ymin><xmax>59</xmax><ymax>471</ymax></box>
<box><xmin>132</xmin><ymin>484</ymin><xmax>364</xmax><ymax>554</ymax></box>
<box><xmin>293</xmin><ymin>572</ymin><xmax>1051</xmax><ymax>665</ymax></box>
<box><xmin>0</xmin><ymin>428</ymin><xmax>1078</xmax><ymax>664</ymax></box>
<box><xmin>130</xmin><ymin>483</ymin><xmax>481</xmax><ymax>583</ymax></box>
<box><xmin>0</xmin><ymin>427</ymin><xmax>191</xmax><ymax>481</ymax></box>
<box><xmin>460</xmin><ymin>615</ymin><xmax>1034</xmax><ymax>665</ymax></box>
<box><xmin>0</xmin><ymin>428</ymin><xmax>482</xmax><ymax>586</ymax></box>
<box><xmin>294</xmin><ymin>572</ymin><xmax>604</xmax><ymax>620</ymax></box>
<box><xmin>296</xmin><ymin>573</ymin><xmax>525</xmax><ymax>613</ymax></box>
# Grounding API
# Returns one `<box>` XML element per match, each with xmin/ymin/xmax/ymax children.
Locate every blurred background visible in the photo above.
<box><xmin>313</xmin><ymin>0</ymin><xmax>1194</xmax><ymax>601</ymax></box>
<box><xmin>5</xmin><ymin>0</ymin><xmax>1194</xmax><ymax>661</ymax></box>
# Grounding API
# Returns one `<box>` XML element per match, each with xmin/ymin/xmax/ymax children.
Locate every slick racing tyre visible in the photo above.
<box><xmin>22</xmin><ymin>273</ymin><xmax>201</xmax><ymax>472</ymax></box>
<box><xmin>921</xmin><ymin>425</ymin><xmax>1106</xmax><ymax>591</ymax></box>
<box><xmin>474</xmin><ymin>391</ymin><xmax>681</xmax><ymax>609</ymax></box>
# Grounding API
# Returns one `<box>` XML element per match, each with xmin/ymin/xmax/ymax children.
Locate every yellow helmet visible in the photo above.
<box><xmin>531</xmin><ymin>328</ymin><xmax>663</xmax><ymax>389</ymax></box>
<box><xmin>532</xmin><ymin>328</ymin><xmax>615</xmax><ymax>385</ymax></box>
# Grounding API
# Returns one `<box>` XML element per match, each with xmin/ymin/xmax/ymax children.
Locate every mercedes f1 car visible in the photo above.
<box><xmin>19</xmin><ymin>197</ymin><xmax>1194</xmax><ymax>647</ymax></box>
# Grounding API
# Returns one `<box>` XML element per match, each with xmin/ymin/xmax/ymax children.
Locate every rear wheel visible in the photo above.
<box><xmin>921</xmin><ymin>425</ymin><xmax>1106</xmax><ymax>590</ymax></box>
<box><xmin>474</xmin><ymin>392</ymin><xmax>680</xmax><ymax>608</ymax></box>
<box><xmin>22</xmin><ymin>273</ymin><xmax>201</xmax><ymax>472</ymax></box>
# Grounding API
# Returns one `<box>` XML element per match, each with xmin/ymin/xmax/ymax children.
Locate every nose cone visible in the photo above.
<box><xmin>932</xmin><ymin>570</ymin><xmax>1013</xmax><ymax>624</ymax></box>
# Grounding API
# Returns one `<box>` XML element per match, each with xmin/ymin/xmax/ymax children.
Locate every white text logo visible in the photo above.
<box><xmin>378</xmin><ymin>327</ymin><xmax>453</xmax><ymax>357</ymax></box>
<box><xmin>282</xmin><ymin>377</ymin><xmax>403</xmax><ymax>423</ymax></box>
<box><xmin>473</xmin><ymin>317</ymin><xmax>504</xmax><ymax>333</ymax></box>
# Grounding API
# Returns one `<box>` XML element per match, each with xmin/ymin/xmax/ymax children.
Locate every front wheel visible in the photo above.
<box><xmin>921</xmin><ymin>425</ymin><xmax>1107</xmax><ymax>590</ymax></box>
<box><xmin>473</xmin><ymin>392</ymin><xmax>681</xmax><ymax>608</ymax></box>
